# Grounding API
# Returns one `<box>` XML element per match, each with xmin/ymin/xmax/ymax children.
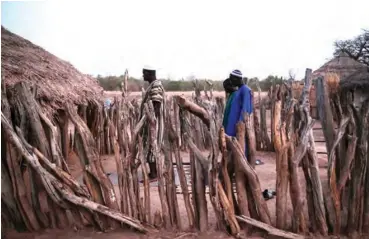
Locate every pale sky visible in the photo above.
<box><xmin>1</xmin><ymin>0</ymin><xmax>369</xmax><ymax>80</ymax></box>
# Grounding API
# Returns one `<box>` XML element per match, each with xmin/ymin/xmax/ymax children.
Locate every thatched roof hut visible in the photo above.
<box><xmin>1</xmin><ymin>26</ymin><xmax>103</xmax><ymax>110</ymax></box>
<box><xmin>340</xmin><ymin>68</ymin><xmax>369</xmax><ymax>92</ymax></box>
<box><xmin>312</xmin><ymin>52</ymin><xmax>368</xmax><ymax>79</ymax></box>
<box><xmin>339</xmin><ymin>69</ymin><xmax>369</xmax><ymax>108</ymax></box>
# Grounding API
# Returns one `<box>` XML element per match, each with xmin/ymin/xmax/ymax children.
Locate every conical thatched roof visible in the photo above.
<box><xmin>340</xmin><ymin>68</ymin><xmax>369</xmax><ymax>92</ymax></box>
<box><xmin>1</xmin><ymin>26</ymin><xmax>103</xmax><ymax>109</ymax></box>
<box><xmin>312</xmin><ymin>52</ymin><xmax>368</xmax><ymax>80</ymax></box>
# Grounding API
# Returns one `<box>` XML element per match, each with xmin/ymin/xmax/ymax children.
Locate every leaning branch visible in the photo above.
<box><xmin>236</xmin><ymin>215</ymin><xmax>304</xmax><ymax>239</ymax></box>
<box><xmin>175</xmin><ymin>95</ymin><xmax>210</xmax><ymax>128</ymax></box>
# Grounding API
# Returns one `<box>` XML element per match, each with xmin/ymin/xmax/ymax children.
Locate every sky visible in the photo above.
<box><xmin>1</xmin><ymin>0</ymin><xmax>369</xmax><ymax>81</ymax></box>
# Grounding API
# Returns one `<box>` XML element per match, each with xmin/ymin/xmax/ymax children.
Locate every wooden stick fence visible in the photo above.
<box><xmin>2</xmin><ymin>69</ymin><xmax>368</xmax><ymax>238</ymax></box>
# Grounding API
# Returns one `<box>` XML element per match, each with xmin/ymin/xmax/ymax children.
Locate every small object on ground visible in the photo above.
<box><xmin>255</xmin><ymin>159</ymin><xmax>264</xmax><ymax>165</ymax></box>
<box><xmin>263</xmin><ymin>189</ymin><xmax>276</xmax><ymax>200</ymax></box>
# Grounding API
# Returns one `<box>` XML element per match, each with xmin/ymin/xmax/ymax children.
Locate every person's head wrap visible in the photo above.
<box><xmin>143</xmin><ymin>65</ymin><xmax>156</xmax><ymax>72</ymax></box>
<box><xmin>230</xmin><ymin>69</ymin><xmax>242</xmax><ymax>78</ymax></box>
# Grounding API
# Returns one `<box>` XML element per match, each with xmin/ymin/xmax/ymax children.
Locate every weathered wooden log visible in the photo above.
<box><xmin>67</xmin><ymin>104</ymin><xmax>119</xmax><ymax>228</ymax></box>
<box><xmin>270</xmin><ymin>85</ymin><xmax>279</xmax><ymax>152</ymax></box>
<box><xmin>183</xmin><ymin>112</ymin><xmax>208</xmax><ymax>232</ymax></box>
<box><xmin>217</xmin><ymin>181</ymin><xmax>240</xmax><ymax>236</ymax></box>
<box><xmin>300</xmin><ymin>69</ymin><xmax>328</xmax><ymax>236</ymax></box>
<box><xmin>315</xmin><ymin>76</ymin><xmax>336</xmax><ymax>161</ymax></box>
<box><xmin>219</xmin><ymin>128</ymin><xmax>235</xmax><ymax>213</ymax></box>
<box><xmin>218</xmin><ymin>127</ymin><xmax>240</xmax><ymax>236</ymax></box>
<box><xmin>58</xmin><ymin>110</ymin><xmax>70</xmax><ymax>163</ymax></box>
<box><xmin>175</xmin><ymin>95</ymin><xmax>210</xmax><ymax>128</ymax></box>
<box><xmin>189</xmin><ymin>151</ymin><xmax>199</xmax><ymax>227</ymax></box>
<box><xmin>235</xmin><ymin>122</ymin><xmax>251</xmax><ymax>233</ymax></box>
<box><xmin>2</xmin><ymin>88</ymin><xmax>36</xmax><ymax>231</ymax></box>
<box><xmin>252</xmin><ymin>87</ymin><xmax>262</xmax><ymax>151</ymax></box>
<box><xmin>205</xmin><ymin>109</ymin><xmax>226</xmax><ymax>231</ymax></box>
<box><xmin>163</xmin><ymin>137</ymin><xmax>182</xmax><ymax>229</ymax></box>
<box><xmin>226</xmin><ymin>136</ymin><xmax>271</xmax><ymax>225</ymax></box>
<box><xmin>17</xmin><ymin>132</ymin><xmax>89</xmax><ymax>198</ymax></box>
<box><xmin>347</xmin><ymin>102</ymin><xmax>369</xmax><ymax>234</ymax></box>
<box><xmin>13</xmin><ymin>82</ymin><xmax>68</xmax><ymax>228</ymax></box>
<box><xmin>288</xmin><ymin>145</ymin><xmax>307</xmax><ymax>233</ymax></box>
<box><xmin>77</xmin><ymin>105</ymin><xmax>87</xmax><ymax>123</ymax></box>
<box><xmin>164</xmin><ymin>106</ymin><xmax>182</xmax><ymax>230</ymax></box>
<box><xmin>137</xmin><ymin>136</ymin><xmax>151</xmax><ymax>224</ymax></box>
<box><xmin>144</xmin><ymin>103</ymin><xmax>170</xmax><ymax>229</ymax></box>
<box><xmin>244</xmin><ymin>113</ymin><xmax>257</xmax><ymax>168</ymax></box>
<box><xmin>272</xmin><ymin>98</ymin><xmax>289</xmax><ymax>230</ymax></box>
<box><xmin>5</xmin><ymin>113</ymin><xmax>69</xmax><ymax>224</ymax></box>
<box><xmin>1</xmin><ymin>152</ymin><xmax>25</xmax><ymax>231</ymax></box>
<box><xmin>236</xmin><ymin>215</ymin><xmax>304</xmax><ymax>239</ymax></box>
<box><xmin>194</xmin><ymin>156</ymin><xmax>208</xmax><ymax>232</ymax></box>
<box><xmin>260</xmin><ymin>98</ymin><xmax>273</xmax><ymax>151</ymax></box>
<box><xmin>3</xmin><ymin>113</ymin><xmax>148</xmax><ymax>233</ymax></box>
<box><xmin>364</xmin><ymin>131</ymin><xmax>369</xmax><ymax>233</ymax></box>
<box><xmin>169</xmin><ymin>120</ymin><xmax>195</xmax><ymax>228</ymax></box>
<box><xmin>326</xmin><ymin>117</ymin><xmax>350</xmax><ymax>234</ymax></box>
<box><xmin>184</xmin><ymin>133</ymin><xmax>209</xmax><ymax>170</ymax></box>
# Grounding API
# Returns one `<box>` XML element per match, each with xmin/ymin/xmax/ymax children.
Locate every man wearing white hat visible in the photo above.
<box><xmin>139</xmin><ymin>65</ymin><xmax>165</xmax><ymax>180</ymax></box>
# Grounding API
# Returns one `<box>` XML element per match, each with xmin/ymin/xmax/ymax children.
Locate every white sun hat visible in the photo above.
<box><xmin>143</xmin><ymin>65</ymin><xmax>156</xmax><ymax>71</ymax></box>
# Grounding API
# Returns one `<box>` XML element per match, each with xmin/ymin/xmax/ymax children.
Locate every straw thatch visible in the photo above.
<box><xmin>1</xmin><ymin>26</ymin><xmax>103</xmax><ymax>109</ymax></box>
<box><xmin>312</xmin><ymin>52</ymin><xmax>368</xmax><ymax>79</ymax></box>
<box><xmin>340</xmin><ymin>68</ymin><xmax>369</xmax><ymax>92</ymax></box>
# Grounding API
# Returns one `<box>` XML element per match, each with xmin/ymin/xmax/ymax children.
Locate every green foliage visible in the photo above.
<box><xmin>246</xmin><ymin>75</ymin><xmax>287</xmax><ymax>92</ymax></box>
<box><xmin>97</xmin><ymin>74</ymin><xmax>286</xmax><ymax>92</ymax></box>
<box><xmin>334</xmin><ymin>29</ymin><xmax>369</xmax><ymax>67</ymax></box>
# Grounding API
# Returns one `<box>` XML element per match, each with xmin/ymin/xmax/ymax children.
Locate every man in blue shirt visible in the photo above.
<box><xmin>225</xmin><ymin>70</ymin><xmax>253</xmax><ymax>154</ymax></box>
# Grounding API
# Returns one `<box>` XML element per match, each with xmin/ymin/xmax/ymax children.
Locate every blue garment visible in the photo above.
<box><xmin>104</xmin><ymin>98</ymin><xmax>111</xmax><ymax>109</ymax></box>
<box><xmin>225</xmin><ymin>85</ymin><xmax>253</xmax><ymax>155</ymax></box>
<box><xmin>225</xmin><ymin>84</ymin><xmax>253</xmax><ymax>136</ymax></box>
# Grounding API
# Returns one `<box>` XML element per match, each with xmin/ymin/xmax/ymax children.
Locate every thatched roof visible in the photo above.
<box><xmin>1</xmin><ymin>26</ymin><xmax>103</xmax><ymax>109</ymax></box>
<box><xmin>340</xmin><ymin>68</ymin><xmax>369</xmax><ymax>92</ymax></box>
<box><xmin>312</xmin><ymin>52</ymin><xmax>368</xmax><ymax>80</ymax></box>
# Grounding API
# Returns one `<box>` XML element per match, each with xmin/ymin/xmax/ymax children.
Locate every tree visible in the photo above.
<box><xmin>334</xmin><ymin>29</ymin><xmax>369</xmax><ymax>67</ymax></box>
<box><xmin>259</xmin><ymin>75</ymin><xmax>286</xmax><ymax>91</ymax></box>
<box><xmin>246</xmin><ymin>77</ymin><xmax>261</xmax><ymax>91</ymax></box>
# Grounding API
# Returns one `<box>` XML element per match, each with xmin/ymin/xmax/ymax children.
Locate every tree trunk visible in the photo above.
<box><xmin>235</xmin><ymin>122</ymin><xmax>250</xmax><ymax>233</ymax></box>
<box><xmin>226</xmin><ymin>136</ymin><xmax>271</xmax><ymax>225</ymax></box>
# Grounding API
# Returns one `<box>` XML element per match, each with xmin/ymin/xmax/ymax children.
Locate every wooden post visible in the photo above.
<box><xmin>301</xmin><ymin>69</ymin><xmax>328</xmax><ymax>236</ymax></box>
<box><xmin>235</xmin><ymin>122</ymin><xmax>251</xmax><ymax>233</ymax></box>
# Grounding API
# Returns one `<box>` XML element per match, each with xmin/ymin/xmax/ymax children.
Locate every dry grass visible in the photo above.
<box><xmin>1</xmin><ymin>27</ymin><xmax>103</xmax><ymax>109</ymax></box>
<box><xmin>325</xmin><ymin>72</ymin><xmax>340</xmax><ymax>95</ymax></box>
<box><xmin>340</xmin><ymin>68</ymin><xmax>369</xmax><ymax>92</ymax></box>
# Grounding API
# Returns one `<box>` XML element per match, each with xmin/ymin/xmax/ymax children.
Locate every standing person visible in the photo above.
<box><xmin>225</xmin><ymin>69</ymin><xmax>253</xmax><ymax>154</ymax></box>
<box><xmin>139</xmin><ymin>65</ymin><xmax>165</xmax><ymax>180</ymax></box>
<box><xmin>222</xmin><ymin>78</ymin><xmax>238</xmax><ymax>129</ymax></box>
